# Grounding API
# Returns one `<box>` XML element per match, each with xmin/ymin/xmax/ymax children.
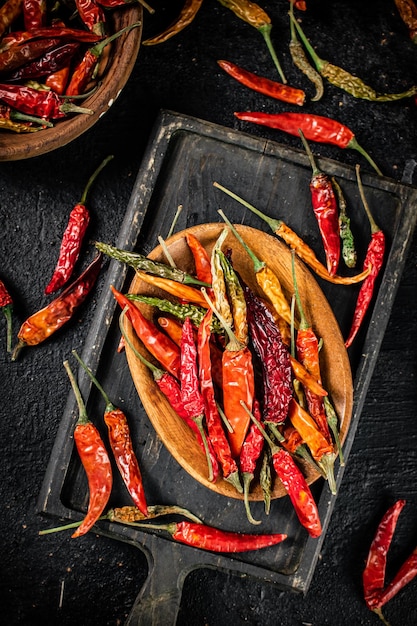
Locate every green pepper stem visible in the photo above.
<box><xmin>291</xmin><ymin>251</ymin><xmax>309</xmax><ymax>330</ymax></box>
<box><xmin>72</xmin><ymin>349</ymin><xmax>113</xmax><ymax>411</ymax></box>
<box><xmin>298</xmin><ymin>129</ymin><xmax>321</xmax><ymax>176</ymax></box>
<box><xmin>355</xmin><ymin>165</ymin><xmax>380</xmax><ymax>233</ymax></box>
<box><xmin>79</xmin><ymin>155</ymin><xmax>114</xmax><ymax>204</ymax></box>
<box><xmin>348</xmin><ymin>138</ymin><xmax>383</xmax><ymax>176</ymax></box>
<box><xmin>63</xmin><ymin>360</ymin><xmax>89</xmax><ymax>425</ymax></box>
<box><xmin>201</xmin><ymin>287</ymin><xmax>243</xmax><ymax>352</ymax></box>
<box><xmin>213</xmin><ymin>182</ymin><xmax>283</xmax><ymax>233</ymax></box>
<box><xmin>119</xmin><ymin>308</ymin><xmax>164</xmax><ymax>379</ymax></box>
<box><xmin>193</xmin><ymin>413</ymin><xmax>214</xmax><ymax>483</ymax></box>
<box><xmin>240</xmin><ymin>400</ymin><xmax>279</xmax><ymax>454</ymax></box>
<box><xmin>166</xmin><ymin>204</ymin><xmax>183</xmax><ymax>239</ymax></box>
<box><xmin>289</xmin><ymin>11</ymin><xmax>325</xmax><ymax>72</ymax></box>
<box><xmin>2</xmin><ymin>304</ymin><xmax>13</xmax><ymax>353</ymax></box>
<box><xmin>90</xmin><ymin>22</ymin><xmax>142</xmax><ymax>58</ymax></box>
<box><xmin>242</xmin><ymin>472</ymin><xmax>262</xmax><ymax>525</ymax></box>
<box><xmin>324</xmin><ymin>396</ymin><xmax>345</xmax><ymax>467</ymax></box>
<box><xmin>218</xmin><ymin>209</ymin><xmax>264</xmax><ymax>273</ymax></box>
<box><xmin>258</xmin><ymin>23</ymin><xmax>287</xmax><ymax>84</ymax></box>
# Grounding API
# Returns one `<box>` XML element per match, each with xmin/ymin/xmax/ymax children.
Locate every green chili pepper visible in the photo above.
<box><xmin>217</xmin><ymin>249</ymin><xmax>249</xmax><ymax>346</ymax></box>
<box><xmin>288</xmin><ymin>0</ymin><xmax>323</xmax><ymax>101</ymax></box>
<box><xmin>332</xmin><ymin>177</ymin><xmax>357</xmax><ymax>269</ymax></box>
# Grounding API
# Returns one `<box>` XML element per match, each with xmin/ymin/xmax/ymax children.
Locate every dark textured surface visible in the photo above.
<box><xmin>1</xmin><ymin>1</ymin><xmax>417</xmax><ymax>624</ymax></box>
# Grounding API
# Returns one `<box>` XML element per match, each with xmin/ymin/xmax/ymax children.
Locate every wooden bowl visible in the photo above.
<box><xmin>124</xmin><ymin>223</ymin><xmax>353</xmax><ymax>500</ymax></box>
<box><xmin>0</xmin><ymin>7</ymin><xmax>142</xmax><ymax>161</ymax></box>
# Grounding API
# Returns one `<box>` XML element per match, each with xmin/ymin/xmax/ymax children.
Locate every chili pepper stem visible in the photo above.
<box><xmin>214</xmin><ymin>181</ymin><xmax>281</xmax><ymax>232</ymax></box>
<box><xmin>295</xmin><ymin>443</ymin><xmax>327</xmax><ymax>477</ymax></box>
<box><xmin>298</xmin><ymin>129</ymin><xmax>320</xmax><ymax>176</ymax></box>
<box><xmin>356</xmin><ymin>165</ymin><xmax>380</xmax><ymax>233</ymax></box>
<box><xmin>72</xmin><ymin>349</ymin><xmax>113</xmax><ymax>410</ymax></box>
<box><xmin>39</xmin><ymin>517</ymin><xmax>107</xmax><ymax>535</ymax></box>
<box><xmin>2</xmin><ymin>304</ymin><xmax>13</xmax><ymax>353</ymax></box>
<box><xmin>194</xmin><ymin>413</ymin><xmax>215</xmax><ymax>483</ymax></box>
<box><xmin>318</xmin><ymin>453</ymin><xmax>337</xmax><ymax>495</ymax></box>
<box><xmin>225</xmin><ymin>470</ymin><xmax>244</xmax><ymax>494</ymax></box>
<box><xmin>324</xmin><ymin>396</ymin><xmax>345</xmax><ymax>466</ymax></box>
<box><xmin>350</xmin><ymin>139</ymin><xmax>383</xmax><ymax>177</ymax></box>
<box><xmin>218</xmin><ymin>209</ymin><xmax>264</xmax><ymax>273</ymax></box>
<box><xmin>372</xmin><ymin>608</ymin><xmax>391</xmax><ymax>626</ymax></box>
<box><xmin>258</xmin><ymin>23</ymin><xmax>287</xmax><ymax>84</ymax></box>
<box><xmin>243</xmin><ymin>472</ymin><xmax>262</xmax><ymax>525</ymax></box>
<box><xmin>289</xmin><ymin>11</ymin><xmax>325</xmax><ymax>73</ymax></box>
<box><xmin>201</xmin><ymin>287</ymin><xmax>243</xmax><ymax>352</ymax></box>
<box><xmin>79</xmin><ymin>155</ymin><xmax>114</xmax><ymax>204</ymax></box>
<box><xmin>63</xmin><ymin>360</ymin><xmax>89</xmax><ymax>424</ymax></box>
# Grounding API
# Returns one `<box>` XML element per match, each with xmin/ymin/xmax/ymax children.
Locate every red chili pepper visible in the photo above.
<box><xmin>111</xmin><ymin>286</ymin><xmax>181</xmax><ymax>378</ymax></box>
<box><xmin>0</xmin><ymin>38</ymin><xmax>63</xmax><ymax>73</ymax></box>
<box><xmin>288</xmin><ymin>0</ymin><xmax>306</xmax><ymax>9</ymax></box>
<box><xmin>142</xmin><ymin>0</ymin><xmax>204</xmax><ymax>46</ymax></box>
<box><xmin>75</xmin><ymin>0</ymin><xmax>106</xmax><ymax>36</ymax></box>
<box><xmin>45</xmin><ymin>65</ymin><xmax>71</xmax><ymax>94</ymax></box>
<box><xmin>185</xmin><ymin>232</ymin><xmax>212</xmax><ymax>285</ymax></box>
<box><xmin>376</xmin><ymin>546</ymin><xmax>417</xmax><ymax>610</ymax></box>
<box><xmin>0</xmin><ymin>83</ymin><xmax>93</xmax><ymax>119</ymax></box>
<box><xmin>0</xmin><ymin>27</ymin><xmax>100</xmax><ymax>52</ymax></box>
<box><xmin>63</xmin><ymin>359</ymin><xmax>112</xmax><ymax>538</ymax></box>
<box><xmin>218</xmin><ymin>59</ymin><xmax>305</xmax><ymax>106</ymax></box>
<box><xmin>23</xmin><ymin>0</ymin><xmax>46</xmax><ymax>30</ymax></box>
<box><xmin>0</xmin><ymin>0</ymin><xmax>23</xmax><ymax>38</ymax></box>
<box><xmin>73</xmin><ymin>350</ymin><xmax>148</xmax><ymax>517</ymax></box>
<box><xmin>234</xmin><ymin>112</ymin><xmax>383</xmax><ymax>176</ymax></box>
<box><xmin>11</xmin><ymin>253</ymin><xmax>102</xmax><ymax>361</ymax></box>
<box><xmin>0</xmin><ymin>277</ymin><xmax>13</xmax><ymax>352</ymax></box>
<box><xmin>363</xmin><ymin>499</ymin><xmax>407</xmax><ymax>610</ymax></box>
<box><xmin>5</xmin><ymin>42</ymin><xmax>79</xmax><ymax>82</ymax></box>
<box><xmin>345</xmin><ymin>165</ymin><xmax>385</xmax><ymax>348</ymax></box>
<box><xmin>45</xmin><ymin>155</ymin><xmax>113</xmax><ymax>295</ymax></box>
<box><xmin>299</xmin><ymin>130</ymin><xmax>340</xmax><ymax>276</ymax></box>
<box><xmin>198</xmin><ymin>309</ymin><xmax>241</xmax><ymax>490</ymax></box>
<box><xmin>239</xmin><ymin>398</ymin><xmax>265</xmax><ymax>524</ymax></box>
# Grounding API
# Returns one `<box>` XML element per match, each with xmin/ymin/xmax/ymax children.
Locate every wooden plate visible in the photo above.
<box><xmin>124</xmin><ymin>223</ymin><xmax>353</xmax><ymax>500</ymax></box>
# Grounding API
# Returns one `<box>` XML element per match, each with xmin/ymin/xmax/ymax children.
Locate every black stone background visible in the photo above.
<box><xmin>1</xmin><ymin>0</ymin><xmax>417</xmax><ymax>624</ymax></box>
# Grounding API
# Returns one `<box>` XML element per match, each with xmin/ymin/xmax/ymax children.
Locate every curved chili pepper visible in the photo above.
<box><xmin>288</xmin><ymin>398</ymin><xmax>334</xmax><ymax>462</ymax></box>
<box><xmin>288</xmin><ymin>0</ymin><xmax>323</xmax><ymax>101</ymax></box>
<box><xmin>75</xmin><ymin>0</ymin><xmax>106</xmax><ymax>36</ymax></box>
<box><xmin>218</xmin><ymin>59</ymin><xmax>305</xmax><ymax>106</ymax></box>
<box><xmin>375</xmin><ymin>545</ymin><xmax>417</xmax><ymax>610</ymax></box>
<box><xmin>23</xmin><ymin>0</ymin><xmax>46</xmax><ymax>30</ymax></box>
<box><xmin>0</xmin><ymin>277</ymin><xmax>13</xmax><ymax>352</ymax></box>
<box><xmin>217</xmin><ymin>0</ymin><xmax>287</xmax><ymax>84</ymax></box>
<box><xmin>185</xmin><ymin>232</ymin><xmax>212</xmax><ymax>285</ymax></box>
<box><xmin>299</xmin><ymin>130</ymin><xmax>340</xmax><ymax>276</ymax></box>
<box><xmin>332</xmin><ymin>176</ymin><xmax>357</xmax><ymax>269</ymax></box>
<box><xmin>198</xmin><ymin>309</ymin><xmax>241</xmax><ymax>491</ymax></box>
<box><xmin>289</xmin><ymin>355</ymin><xmax>327</xmax><ymax>397</ymax></box>
<box><xmin>11</xmin><ymin>253</ymin><xmax>102</xmax><ymax>361</ymax></box>
<box><xmin>239</xmin><ymin>398</ymin><xmax>264</xmax><ymax>524</ymax></box>
<box><xmin>111</xmin><ymin>286</ymin><xmax>181</xmax><ymax>378</ymax></box>
<box><xmin>394</xmin><ymin>0</ymin><xmax>417</xmax><ymax>42</ymax></box>
<box><xmin>143</xmin><ymin>0</ymin><xmax>203</xmax><ymax>45</ymax></box>
<box><xmin>136</xmin><ymin>270</ymin><xmax>209</xmax><ymax>308</ymax></box>
<box><xmin>290</xmin><ymin>12</ymin><xmax>417</xmax><ymax>102</ymax></box>
<box><xmin>281</xmin><ymin>423</ymin><xmax>324</xmax><ymax>475</ymax></box>
<box><xmin>0</xmin><ymin>26</ymin><xmax>100</xmax><ymax>52</ymax></box>
<box><xmin>233</xmin><ymin>112</ymin><xmax>382</xmax><ymax>176</ymax></box>
<box><xmin>0</xmin><ymin>0</ymin><xmax>23</xmax><ymax>38</ymax></box>
<box><xmin>63</xmin><ymin>359</ymin><xmax>112</xmax><ymax>539</ymax></box>
<box><xmin>45</xmin><ymin>156</ymin><xmax>112</xmax><ymax>295</ymax></box>
<box><xmin>73</xmin><ymin>350</ymin><xmax>148</xmax><ymax>517</ymax></box>
<box><xmin>0</xmin><ymin>83</ymin><xmax>93</xmax><ymax>119</ymax></box>
<box><xmin>363</xmin><ymin>499</ymin><xmax>407</xmax><ymax>610</ymax></box>
<box><xmin>119</xmin><ymin>309</ymin><xmax>219</xmax><ymax>482</ymax></box>
<box><xmin>5</xmin><ymin>42</ymin><xmax>79</xmax><ymax>82</ymax></box>
<box><xmin>213</xmin><ymin>182</ymin><xmax>371</xmax><ymax>285</ymax></box>
<box><xmin>345</xmin><ymin>166</ymin><xmax>385</xmax><ymax>348</ymax></box>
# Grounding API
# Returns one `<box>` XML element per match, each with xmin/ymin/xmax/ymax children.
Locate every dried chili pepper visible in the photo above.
<box><xmin>213</xmin><ymin>182</ymin><xmax>371</xmax><ymax>285</ymax></box>
<box><xmin>197</xmin><ymin>309</ymin><xmax>242</xmax><ymax>491</ymax></box>
<box><xmin>5</xmin><ymin>42</ymin><xmax>80</xmax><ymax>82</ymax></box>
<box><xmin>23</xmin><ymin>0</ymin><xmax>46</xmax><ymax>30</ymax></box>
<box><xmin>363</xmin><ymin>499</ymin><xmax>407</xmax><ymax>612</ymax></box>
<box><xmin>345</xmin><ymin>166</ymin><xmax>385</xmax><ymax>348</ymax></box>
<box><xmin>239</xmin><ymin>398</ymin><xmax>264</xmax><ymax>524</ymax></box>
<box><xmin>0</xmin><ymin>83</ymin><xmax>93</xmax><ymax>119</ymax></box>
<box><xmin>243</xmin><ymin>284</ymin><xmax>292</xmax><ymax>426</ymax></box>
<box><xmin>210</xmin><ymin>229</ymin><xmax>234</xmax><ymax>329</ymax></box>
<box><xmin>0</xmin><ymin>0</ymin><xmax>23</xmax><ymax>38</ymax></box>
<box><xmin>375</xmin><ymin>546</ymin><xmax>417</xmax><ymax>612</ymax></box>
<box><xmin>95</xmin><ymin>241</ymin><xmax>210</xmax><ymax>287</ymax></box>
<box><xmin>75</xmin><ymin>0</ymin><xmax>106</xmax><ymax>36</ymax></box>
<box><xmin>394</xmin><ymin>0</ymin><xmax>417</xmax><ymax>42</ymax></box>
<box><xmin>0</xmin><ymin>26</ymin><xmax>100</xmax><ymax>52</ymax></box>
<box><xmin>289</xmin><ymin>355</ymin><xmax>327</xmax><ymax>397</ymax></box>
<box><xmin>217</xmin><ymin>59</ymin><xmax>305</xmax><ymax>106</ymax></box>
<box><xmin>299</xmin><ymin>129</ymin><xmax>340</xmax><ymax>276</ymax></box>
<box><xmin>143</xmin><ymin>0</ymin><xmax>203</xmax><ymax>45</ymax></box>
<box><xmin>217</xmin><ymin>0</ymin><xmax>287</xmax><ymax>84</ymax></box>
<box><xmin>0</xmin><ymin>278</ymin><xmax>13</xmax><ymax>352</ymax></box>
<box><xmin>45</xmin><ymin>66</ymin><xmax>71</xmax><ymax>94</ymax></box>
<box><xmin>136</xmin><ymin>270</ymin><xmax>209</xmax><ymax>308</ymax></box>
<box><xmin>288</xmin><ymin>0</ymin><xmax>323</xmax><ymax>101</ymax></box>
<box><xmin>259</xmin><ymin>447</ymin><xmax>272</xmax><ymax>514</ymax></box>
<box><xmin>290</xmin><ymin>13</ymin><xmax>417</xmax><ymax>102</ymax></box>
<box><xmin>111</xmin><ymin>286</ymin><xmax>181</xmax><ymax>378</ymax></box>
<box><xmin>186</xmin><ymin>232</ymin><xmax>212</xmax><ymax>285</ymax></box>
<box><xmin>11</xmin><ymin>253</ymin><xmax>102</xmax><ymax>361</ymax></box>
<box><xmin>73</xmin><ymin>350</ymin><xmax>148</xmax><ymax>517</ymax></box>
<box><xmin>288</xmin><ymin>0</ymin><xmax>306</xmax><ymax>9</ymax></box>
<box><xmin>217</xmin><ymin>247</ymin><xmax>249</xmax><ymax>346</ymax></box>
<box><xmin>281</xmin><ymin>423</ymin><xmax>324</xmax><ymax>476</ymax></box>
<box><xmin>244</xmin><ymin>402</ymin><xmax>322</xmax><ymax>537</ymax></box>
<box><xmin>119</xmin><ymin>309</ymin><xmax>220</xmax><ymax>482</ymax></box>
<box><xmin>233</xmin><ymin>112</ymin><xmax>382</xmax><ymax>176</ymax></box>
<box><xmin>63</xmin><ymin>359</ymin><xmax>112</xmax><ymax>539</ymax></box>
<box><xmin>45</xmin><ymin>155</ymin><xmax>113</xmax><ymax>295</ymax></box>
<box><xmin>288</xmin><ymin>397</ymin><xmax>334</xmax><ymax>465</ymax></box>
<box><xmin>120</xmin><ymin>517</ymin><xmax>287</xmax><ymax>552</ymax></box>
<box><xmin>65</xmin><ymin>22</ymin><xmax>141</xmax><ymax>96</ymax></box>
<box><xmin>332</xmin><ymin>176</ymin><xmax>357</xmax><ymax>269</ymax></box>
<box><xmin>0</xmin><ymin>116</ymin><xmax>40</xmax><ymax>131</ymax></box>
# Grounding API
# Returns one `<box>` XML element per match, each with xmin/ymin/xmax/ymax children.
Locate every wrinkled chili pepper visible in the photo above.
<box><xmin>11</xmin><ymin>253</ymin><xmax>102</xmax><ymax>361</ymax></box>
<box><xmin>210</xmin><ymin>229</ymin><xmax>234</xmax><ymax>329</ymax></box>
<box><xmin>45</xmin><ymin>156</ymin><xmax>113</xmax><ymax>295</ymax></box>
<box><xmin>0</xmin><ymin>38</ymin><xmax>63</xmax><ymax>73</ymax></box>
<box><xmin>243</xmin><ymin>284</ymin><xmax>292</xmax><ymax>426</ymax></box>
<box><xmin>0</xmin><ymin>83</ymin><xmax>93</xmax><ymax>119</ymax></box>
<box><xmin>23</xmin><ymin>0</ymin><xmax>46</xmax><ymax>30</ymax></box>
<box><xmin>375</xmin><ymin>545</ymin><xmax>417</xmax><ymax>612</ymax></box>
<box><xmin>288</xmin><ymin>0</ymin><xmax>323</xmax><ymax>101</ymax></box>
<box><xmin>394</xmin><ymin>0</ymin><xmax>417</xmax><ymax>42</ymax></box>
<box><xmin>180</xmin><ymin>316</ymin><xmax>215</xmax><ymax>482</ymax></box>
<box><xmin>363</xmin><ymin>499</ymin><xmax>407</xmax><ymax>611</ymax></box>
<box><xmin>63</xmin><ymin>359</ymin><xmax>112</xmax><ymax>539</ymax></box>
<box><xmin>233</xmin><ymin>112</ymin><xmax>382</xmax><ymax>176</ymax></box>
<box><xmin>213</xmin><ymin>182</ymin><xmax>371</xmax><ymax>285</ymax></box>
<box><xmin>239</xmin><ymin>398</ymin><xmax>264</xmax><ymax>524</ymax></box>
<box><xmin>217</xmin><ymin>0</ymin><xmax>286</xmax><ymax>84</ymax></box>
<box><xmin>244</xmin><ymin>402</ymin><xmax>322</xmax><ymax>537</ymax></box>
<box><xmin>66</xmin><ymin>22</ymin><xmax>140</xmax><ymax>96</ymax></box>
<box><xmin>0</xmin><ymin>278</ymin><xmax>13</xmax><ymax>352</ymax></box>
<box><xmin>332</xmin><ymin>176</ymin><xmax>357</xmax><ymax>269</ymax></box>
<box><xmin>217</xmin><ymin>247</ymin><xmax>248</xmax><ymax>346</ymax></box>
<box><xmin>5</xmin><ymin>42</ymin><xmax>79</xmax><ymax>82</ymax></box>
<box><xmin>289</xmin><ymin>355</ymin><xmax>327</xmax><ymax>397</ymax></box>
<box><xmin>0</xmin><ymin>0</ymin><xmax>23</xmax><ymax>38</ymax></box>
<box><xmin>0</xmin><ymin>26</ymin><xmax>100</xmax><ymax>52</ymax></box>
<box><xmin>45</xmin><ymin>65</ymin><xmax>71</xmax><ymax>94</ymax></box>
<box><xmin>198</xmin><ymin>309</ymin><xmax>242</xmax><ymax>491</ymax></box>
<box><xmin>290</xmin><ymin>13</ymin><xmax>417</xmax><ymax>102</ymax></box>
<box><xmin>299</xmin><ymin>130</ymin><xmax>340</xmax><ymax>276</ymax></box>
<box><xmin>345</xmin><ymin>166</ymin><xmax>385</xmax><ymax>348</ymax></box>
<box><xmin>288</xmin><ymin>397</ymin><xmax>334</xmax><ymax>464</ymax></box>
<box><xmin>185</xmin><ymin>232</ymin><xmax>213</xmax><ymax>285</ymax></box>
<box><xmin>111</xmin><ymin>286</ymin><xmax>181</xmax><ymax>378</ymax></box>
<box><xmin>73</xmin><ymin>350</ymin><xmax>148</xmax><ymax>516</ymax></box>
<box><xmin>119</xmin><ymin>309</ymin><xmax>219</xmax><ymax>482</ymax></box>
<box><xmin>259</xmin><ymin>447</ymin><xmax>272</xmax><ymax>514</ymax></box>
<box><xmin>95</xmin><ymin>241</ymin><xmax>210</xmax><ymax>287</ymax></box>
<box><xmin>0</xmin><ymin>116</ymin><xmax>39</xmax><ymax>131</ymax></box>
<box><xmin>75</xmin><ymin>0</ymin><xmax>106</xmax><ymax>36</ymax></box>
<box><xmin>135</xmin><ymin>270</ymin><xmax>209</xmax><ymax>308</ymax></box>
<box><xmin>143</xmin><ymin>0</ymin><xmax>203</xmax><ymax>45</ymax></box>
<box><xmin>217</xmin><ymin>59</ymin><xmax>305</xmax><ymax>106</ymax></box>
<box><xmin>281</xmin><ymin>423</ymin><xmax>324</xmax><ymax>476</ymax></box>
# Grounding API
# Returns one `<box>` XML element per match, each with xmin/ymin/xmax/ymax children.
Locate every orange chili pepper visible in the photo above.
<box><xmin>136</xmin><ymin>270</ymin><xmax>209</xmax><ymax>308</ymax></box>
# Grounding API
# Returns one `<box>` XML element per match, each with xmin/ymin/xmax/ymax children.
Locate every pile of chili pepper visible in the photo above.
<box><xmin>99</xmin><ymin>221</ymin><xmax>348</xmax><ymax>537</ymax></box>
<box><xmin>0</xmin><ymin>0</ymin><xmax>141</xmax><ymax>130</ymax></box>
